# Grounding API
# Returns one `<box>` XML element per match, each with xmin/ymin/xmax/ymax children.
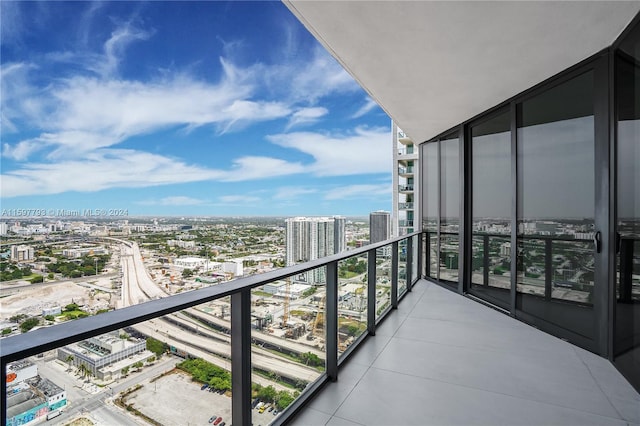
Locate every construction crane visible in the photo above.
<box><xmin>281</xmin><ymin>277</ymin><xmax>290</xmax><ymax>328</ymax></box>
<box><xmin>312</xmin><ymin>294</ymin><xmax>325</xmax><ymax>337</ymax></box>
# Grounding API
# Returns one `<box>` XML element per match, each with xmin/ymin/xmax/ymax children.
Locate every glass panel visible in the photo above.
<box><xmin>398</xmin><ymin>240</ymin><xmax>408</xmax><ymax>295</ymax></box>
<box><xmin>551</xmin><ymin>240</ymin><xmax>594</xmax><ymax>304</ymax></box>
<box><xmin>376</xmin><ymin>243</ymin><xmax>392</xmax><ymax>320</ymax></box>
<box><xmin>428</xmin><ymin>231</ymin><xmax>439</xmax><ymax>278</ymax></box>
<box><xmin>251</xmin><ymin>273</ymin><xmax>323</xmax><ymax>425</ymax></box>
<box><xmin>422</xmin><ymin>142</ymin><xmax>439</xmax><ymax>232</ymax></box>
<box><xmin>440</xmin><ymin>134</ymin><xmax>459</xmax><ymax>283</ymax></box>
<box><xmin>516</xmin><ymin>70</ymin><xmax>595</xmax><ymax>338</ymax></box>
<box><xmin>4</xmin><ymin>312</ymin><xmax>235</xmax><ymax>425</ymax></box>
<box><xmin>337</xmin><ymin>255</ymin><xmax>368</xmax><ymax>358</ymax></box>
<box><xmin>470</xmin><ymin>110</ymin><xmax>511</xmax><ymax>306</ymax></box>
<box><xmin>615</xmin><ymin>18</ymin><xmax>640</xmax><ymax>391</ymax></box>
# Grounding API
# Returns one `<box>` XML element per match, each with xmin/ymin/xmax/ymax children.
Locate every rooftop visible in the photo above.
<box><xmin>291</xmin><ymin>279</ymin><xmax>640</xmax><ymax>425</ymax></box>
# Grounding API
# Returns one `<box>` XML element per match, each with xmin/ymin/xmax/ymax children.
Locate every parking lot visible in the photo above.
<box><xmin>122</xmin><ymin>370</ymin><xmax>282</xmax><ymax>425</ymax></box>
<box><xmin>124</xmin><ymin>371</ymin><xmax>231</xmax><ymax>425</ymax></box>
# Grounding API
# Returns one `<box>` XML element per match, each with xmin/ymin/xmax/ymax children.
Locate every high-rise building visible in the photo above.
<box><xmin>392</xmin><ymin>124</ymin><xmax>418</xmax><ymax>236</ymax></box>
<box><xmin>285</xmin><ymin>216</ymin><xmax>346</xmax><ymax>284</ymax></box>
<box><xmin>369</xmin><ymin>211</ymin><xmax>390</xmax><ymax>244</ymax></box>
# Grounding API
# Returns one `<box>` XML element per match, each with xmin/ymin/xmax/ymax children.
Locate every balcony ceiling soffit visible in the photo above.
<box><xmin>285</xmin><ymin>1</ymin><xmax>640</xmax><ymax>143</ymax></box>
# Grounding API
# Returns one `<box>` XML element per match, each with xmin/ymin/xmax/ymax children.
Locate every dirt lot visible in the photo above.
<box><xmin>0</xmin><ymin>279</ymin><xmax>114</xmax><ymax>320</ymax></box>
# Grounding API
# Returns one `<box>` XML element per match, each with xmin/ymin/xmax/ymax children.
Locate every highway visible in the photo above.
<box><xmin>119</xmin><ymin>241</ymin><xmax>322</xmax><ymax>386</ymax></box>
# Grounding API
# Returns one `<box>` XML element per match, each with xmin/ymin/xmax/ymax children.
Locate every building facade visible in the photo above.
<box><xmin>10</xmin><ymin>245</ymin><xmax>34</xmax><ymax>262</ymax></box>
<box><xmin>285</xmin><ymin>216</ymin><xmax>346</xmax><ymax>284</ymax></box>
<box><xmin>392</xmin><ymin>124</ymin><xmax>418</xmax><ymax>237</ymax></box>
<box><xmin>369</xmin><ymin>211</ymin><xmax>390</xmax><ymax>244</ymax></box>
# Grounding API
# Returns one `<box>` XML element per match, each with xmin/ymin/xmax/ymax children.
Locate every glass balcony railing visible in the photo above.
<box><xmin>398</xmin><ymin>166</ymin><xmax>414</xmax><ymax>175</ymax></box>
<box><xmin>398</xmin><ymin>202</ymin><xmax>414</xmax><ymax>210</ymax></box>
<box><xmin>398</xmin><ymin>220</ymin><xmax>414</xmax><ymax>227</ymax></box>
<box><xmin>1</xmin><ymin>232</ymin><xmax>422</xmax><ymax>426</ymax></box>
<box><xmin>398</xmin><ymin>185</ymin><xmax>414</xmax><ymax>192</ymax></box>
<box><xmin>397</xmin><ymin>146</ymin><xmax>415</xmax><ymax>156</ymax></box>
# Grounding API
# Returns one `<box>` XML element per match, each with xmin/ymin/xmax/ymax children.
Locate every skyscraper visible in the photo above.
<box><xmin>285</xmin><ymin>216</ymin><xmax>346</xmax><ymax>284</ymax></box>
<box><xmin>369</xmin><ymin>211</ymin><xmax>390</xmax><ymax>244</ymax></box>
<box><xmin>392</xmin><ymin>123</ymin><xmax>418</xmax><ymax>237</ymax></box>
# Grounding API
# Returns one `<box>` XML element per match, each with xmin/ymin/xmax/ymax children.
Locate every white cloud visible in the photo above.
<box><xmin>1</xmin><ymin>18</ymin><xmax>389</xmax><ymax>199</ymax></box>
<box><xmin>1</xmin><ymin>149</ymin><xmax>224</xmax><ymax>197</ymax></box>
<box><xmin>138</xmin><ymin>196</ymin><xmax>207</xmax><ymax>206</ymax></box>
<box><xmin>261</xmin><ymin>46</ymin><xmax>359</xmax><ymax>104</ymax></box>
<box><xmin>267</xmin><ymin>126</ymin><xmax>391</xmax><ymax>176</ymax></box>
<box><xmin>222</xmin><ymin>156</ymin><xmax>305</xmax><ymax>182</ymax></box>
<box><xmin>218</xmin><ymin>195</ymin><xmax>261</xmax><ymax>204</ymax></box>
<box><xmin>352</xmin><ymin>98</ymin><xmax>379</xmax><ymax>119</ymax></box>
<box><xmin>99</xmin><ymin>23</ymin><xmax>152</xmax><ymax>78</ymax></box>
<box><xmin>285</xmin><ymin>107</ymin><xmax>328</xmax><ymax>131</ymax></box>
<box><xmin>272</xmin><ymin>186</ymin><xmax>318</xmax><ymax>200</ymax></box>
<box><xmin>323</xmin><ymin>183</ymin><xmax>391</xmax><ymax>201</ymax></box>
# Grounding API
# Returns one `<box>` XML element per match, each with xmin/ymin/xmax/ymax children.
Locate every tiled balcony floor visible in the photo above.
<box><xmin>290</xmin><ymin>279</ymin><xmax>640</xmax><ymax>426</ymax></box>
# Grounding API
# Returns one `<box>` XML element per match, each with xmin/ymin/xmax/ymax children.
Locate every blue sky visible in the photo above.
<box><xmin>1</xmin><ymin>1</ymin><xmax>392</xmax><ymax>217</ymax></box>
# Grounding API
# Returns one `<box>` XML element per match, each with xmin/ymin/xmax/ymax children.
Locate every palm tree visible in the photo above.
<box><xmin>65</xmin><ymin>355</ymin><xmax>74</xmax><ymax>372</ymax></box>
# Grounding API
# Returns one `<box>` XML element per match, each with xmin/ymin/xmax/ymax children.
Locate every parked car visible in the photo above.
<box><xmin>213</xmin><ymin>417</ymin><xmax>223</xmax><ymax>425</ymax></box>
<box><xmin>208</xmin><ymin>415</ymin><xmax>217</xmax><ymax>423</ymax></box>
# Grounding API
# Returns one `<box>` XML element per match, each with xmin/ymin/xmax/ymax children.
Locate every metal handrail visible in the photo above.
<box><xmin>1</xmin><ymin>231</ymin><xmax>423</xmax><ymax>426</ymax></box>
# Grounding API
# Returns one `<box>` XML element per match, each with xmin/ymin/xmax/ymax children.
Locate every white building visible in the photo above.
<box><xmin>0</xmin><ymin>222</ymin><xmax>8</xmax><ymax>235</ymax></box>
<box><xmin>392</xmin><ymin>124</ymin><xmax>418</xmax><ymax>237</ymax></box>
<box><xmin>62</xmin><ymin>246</ymin><xmax>108</xmax><ymax>258</ymax></box>
<box><xmin>10</xmin><ymin>245</ymin><xmax>34</xmax><ymax>262</ymax></box>
<box><xmin>174</xmin><ymin>256</ymin><xmax>209</xmax><ymax>270</ymax></box>
<box><xmin>285</xmin><ymin>216</ymin><xmax>347</xmax><ymax>284</ymax></box>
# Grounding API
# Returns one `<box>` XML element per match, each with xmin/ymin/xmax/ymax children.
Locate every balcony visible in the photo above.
<box><xmin>3</xmin><ymin>232</ymin><xmax>638</xmax><ymax>426</ymax></box>
<box><xmin>397</xmin><ymin>146</ymin><xmax>416</xmax><ymax>157</ymax></box>
<box><xmin>397</xmin><ymin>166</ymin><xmax>414</xmax><ymax>176</ymax></box>
<box><xmin>398</xmin><ymin>220</ymin><xmax>414</xmax><ymax>227</ymax></box>
<box><xmin>289</xmin><ymin>278</ymin><xmax>640</xmax><ymax>425</ymax></box>
<box><xmin>398</xmin><ymin>202</ymin><xmax>414</xmax><ymax>210</ymax></box>
<box><xmin>398</xmin><ymin>184</ymin><xmax>414</xmax><ymax>193</ymax></box>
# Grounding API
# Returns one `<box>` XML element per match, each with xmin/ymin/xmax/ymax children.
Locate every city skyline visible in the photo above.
<box><xmin>0</xmin><ymin>1</ymin><xmax>392</xmax><ymax>217</ymax></box>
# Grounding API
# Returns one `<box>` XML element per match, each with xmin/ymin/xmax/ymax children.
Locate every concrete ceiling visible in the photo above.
<box><xmin>284</xmin><ymin>1</ymin><xmax>640</xmax><ymax>143</ymax></box>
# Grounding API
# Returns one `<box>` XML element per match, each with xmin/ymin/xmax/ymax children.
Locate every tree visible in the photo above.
<box><xmin>20</xmin><ymin>317</ymin><xmax>39</xmax><ymax>333</ymax></box>
<box><xmin>146</xmin><ymin>337</ymin><xmax>167</xmax><ymax>357</ymax></box>
<box><xmin>276</xmin><ymin>390</ymin><xmax>295</xmax><ymax>410</ymax></box>
<box><xmin>65</xmin><ymin>355</ymin><xmax>74</xmax><ymax>371</ymax></box>
<box><xmin>29</xmin><ymin>275</ymin><xmax>44</xmax><ymax>284</ymax></box>
<box><xmin>121</xmin><ymin>366</ymin><xmax>130</xmax><ymax>376</ymax></box>
<box><xmin>2</xmin><ymin>328</ymin><xmax>12</xmax><ymax>335</ymax></box>
<box><xmin>182</xmin><ymin>268</ymin><xmax>193</xmax><ymax>278</ymax></box>
<box><xmin>47</xmin><ymin>273</ymin><xmax>54</xmax><ymax>280</ymax></box>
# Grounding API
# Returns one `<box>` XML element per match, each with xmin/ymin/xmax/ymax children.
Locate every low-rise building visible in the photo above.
<box><xmin>57</xmin><ymin>331</ymin><xmax>150</xmax><ymax>380</ymax></box>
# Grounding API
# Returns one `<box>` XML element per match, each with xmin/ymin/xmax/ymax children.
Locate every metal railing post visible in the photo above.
<box><xmin>391</xmin><ymin>241</ymin><xmax>399</xmax><ymax>309</ymax></box>
<box><xmin>326</xmin><ymin>261</ymin><xmax>338</xmax><ymax>381</ymax></box>
<box><xmin>406</xmin><ymin>236</ymin><xmax>413</xmax><ymax>291</ymax></box>
<box><xmin>417</xmin><ymin>232</ymin><xmax>424</xmax><ymax>281</ymax></box>
<box><xmin>231</xmin><ymin>288</ymin><xmax>252</xmax><ymax>426</ymax></box>
<box><xmin>545</xmin><ymin>239</ymin><xmax>553</xmax><ymax>300</ymax></box>
<box><xmin>483</xmin><ymin>235</ymin><xmax>490</xmax><ymax>286</ymax></box>
<box><xmin>367</xmin><ymin>249</ymin><xmax>376</xmax><ymax>335</ymax></box>
<box><xmin>1</xmin><ymin>359</ymin><xmax>6</xmax><ymax>426</ymax></box>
